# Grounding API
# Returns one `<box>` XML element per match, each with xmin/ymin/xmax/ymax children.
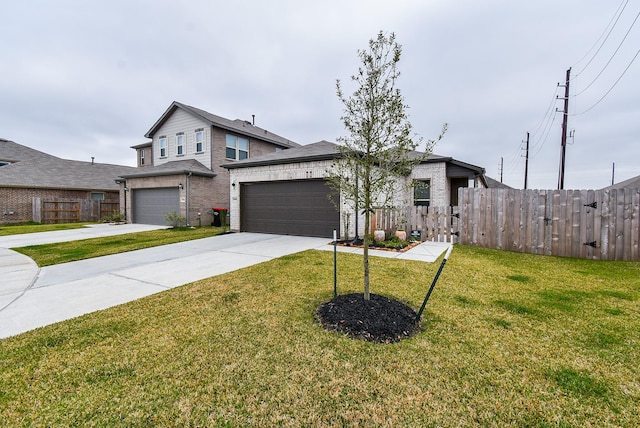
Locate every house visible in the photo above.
<box><xmin>602</xmin><ymin>174</ymin><xmax>640</xmax><ymax>190</ymax></box>
<box><xmin>117</xmin><ymin>101</ymin><xmax>300</xmax><ymax>226</ymax></box>
<box><xmin>222</xmin><ymin>140</ymin><xmax>487</xmax><ymax>238</ymax></box>
<box><xmin>0</xmin><ymin>138</ymin><xmax>137</xmax><ymax>224</ymax></box>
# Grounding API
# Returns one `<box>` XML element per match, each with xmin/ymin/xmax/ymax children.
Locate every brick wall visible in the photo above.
<box><xmin>1</xmin><ymin>187</ymin><xmax>118</xmax><ymax>224</ymax></box>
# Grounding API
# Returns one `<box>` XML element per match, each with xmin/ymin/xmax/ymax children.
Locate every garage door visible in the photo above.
<box><xmin>132</xmin><ymin>188</ymin><xmax>179</xmax><ymax>225</ymax></box>
<box><xmin>241</xmin><ymin>180</ymin><xmax>339</xmax><ymax>238</ymax></box>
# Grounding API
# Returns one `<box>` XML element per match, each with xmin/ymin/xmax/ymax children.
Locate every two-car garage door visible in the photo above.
<box><xmin>240</xmin><ymin>180</ymin><xmax>339</xmax><ymax>238</ymax></box>
<box><xmin>132</xmin><ymin>188</ymin><xmax>179</xmax><ymax>226</ymax></box>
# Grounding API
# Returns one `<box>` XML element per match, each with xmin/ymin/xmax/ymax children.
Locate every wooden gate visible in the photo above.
<box><xmin>458</xmin><ymin>188</ymin><xmax>640</xmax><ymax>261</ymax></box>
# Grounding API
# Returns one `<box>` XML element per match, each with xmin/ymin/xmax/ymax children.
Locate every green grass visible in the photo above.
<box><xmin>1</xmin><ymin>245</ymin><xmax>639</xmax><ymax>426</ymax></box>
<box><xmin>0</xmin><ymin>222</ymin><xmax>88</xmax><ymax>236</ymax></box>
<box><xmin>13</xmin><ymin>226</ymin><xmax>226</xmax><ymax>266</ymax></box>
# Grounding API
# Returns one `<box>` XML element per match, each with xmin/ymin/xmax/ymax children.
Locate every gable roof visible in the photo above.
<box><xmin>602</xmin><ymin>173</ymin><xmax>640</xmax><ymax>190</ymax></box>
<box><xmin>145</xmin><ymin>101</ymin><xmax>300</xmax><ymax>149</ymax></box>
<box><xmin>222</xmin><ymin>139</ymin><xmax>487</xmax><ymax>185</ymax></box>
<box><xmin>485</xmin><ymin>176</ymin><xmax>513</xmax><ymax>189</ymax></box>
<box><xmin>0</xmin><ymin>138</ymin><xmax>137</xmax><ymax>191</ymax></box>
<box><xmin>222</xmin><ymin>140</ymin><xmax>340</xmax><ymax>169</ymax></box>
<box><xmin>118</xmin><ymin>159</ymin><xmax>216</xmax><ymax>179</ymax></box>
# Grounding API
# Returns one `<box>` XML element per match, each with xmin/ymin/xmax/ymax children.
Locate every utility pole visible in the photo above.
<box><xmin>611</xmin><ymin>162</ymin><xmax>615</xmax><ymax>186</ymax></box>
<box><xmin>499</xmin><ymin>157</ymin><xmax>504</xmax><ymax>183</ymax></box>
<box><xmin>558</xmin><ymin>68</ymin><xmax>571</xmax><ymax>189</ymax></box>
<box><xmin>524</xmin><ymin>132</ymin><xmax>530</xmax><ymax>189</ymax></box>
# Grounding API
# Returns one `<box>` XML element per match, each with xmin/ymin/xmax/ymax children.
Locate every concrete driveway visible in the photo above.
<box><xmin>0</xmin><ymin>224</ymin><xmax>450</xmax><ymax>339</ymax></box>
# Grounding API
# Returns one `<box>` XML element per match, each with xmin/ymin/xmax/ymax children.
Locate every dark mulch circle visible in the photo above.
<box><xmin>316</xmin><ymin>293</ymin><xmax>420</xmax><ymax>343</ymax></box>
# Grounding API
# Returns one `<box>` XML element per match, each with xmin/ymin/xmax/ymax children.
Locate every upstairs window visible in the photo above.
<box><xmin>176</xmin><ymin>133</ymin><xmax>184</xmax><ymax>155</ymax></box>
<box><xmin>140</xmin><ymin>149</ymin><xmax>145</xmax><ymax>165</ymax></box>
<box><xmin>226</xmin><ymin>134</ymin><xmax>249</xmax><ymax>160</ymax></box>
<box><xmin>159</xmin><ymin>136</ymin><xmax>167</xmax><ymax>158</ymax></box>
<box><xmin>413</xmin><ymin>179</ymin><xmax>431</xmax><ymax>207</ymax></box>
<box><xmin>195</xmin><ymin>129</ymin><xmax>204</xmax><ymax>153</ymax></box>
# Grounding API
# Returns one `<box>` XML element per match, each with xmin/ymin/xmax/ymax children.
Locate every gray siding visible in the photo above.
<box><xmin>153</xmin><ymin>109</ymin><xmax>212</xmax><ymax>168</ymax></box>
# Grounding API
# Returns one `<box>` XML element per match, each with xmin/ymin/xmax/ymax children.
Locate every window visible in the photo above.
<box><xmin>0</xmin><ymin>161</ymin><xmax>10</xmax><ymax>167</ymax></box>
<box><xmin>195</xmin><ymin>129</ymin><xmax>204</xmax><ymax>153</ymax></box>
<box><xmin>413</xmin><ymin>180</ymin><xmax>431</xmax><ymax>206</ymax></box>
<box><xmin>140</xmin><ymin>149</ymin><xmax>145</xmax><ymax>165</ymax></box>
<box><xmin>91</xmin><ymin>192</ymin><xmax>105</xmax><ymax>201</ymax></box>
<box><xmin>159</xmin><ymin>136</ymin><xmax>167</xmax><ymax>157</ymax></box>
<box><xmin>226</xmin><ymin>134</ymin><xmax>249</xmax><ymax>160</ymax></box>
<box><xmin>176</xmin><ymin>133</ymin><xmax>184</xmax><ymax>155</ymax></box>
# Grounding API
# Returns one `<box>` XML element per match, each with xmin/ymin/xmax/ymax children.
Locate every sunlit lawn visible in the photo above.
<box><xmin>1</xmin><ymin>245</ymin><xmax>638</xmax><ymax>426</ymax></box>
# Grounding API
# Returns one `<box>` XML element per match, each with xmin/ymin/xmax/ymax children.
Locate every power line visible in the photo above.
<box><xmin>572</xmin><ymin>45</ymin><xmax>640</xmax><ymax>116</ymax></box>
<box><xmin>573</xmin><ymin>10</ymin><xmax>640</xmax><ymax>97</ymax></box>
<box><xmin>573</xmin><ymin>0</ymin><xmax>630</xmax><ymax>77</ymax></box>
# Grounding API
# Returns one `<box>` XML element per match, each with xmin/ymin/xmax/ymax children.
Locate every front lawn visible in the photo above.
<box><xmin>1</xmin><ymin>246</ymin><xmax>638</xmax><ymax>426</ymax></box>
<box><xmin>0</xmin><ymin>222</ymin><xmax>87</xmax><ymax>236</ymax></box>
<box><xmin>13</xmin><ymin>226</ymin><xmax>226</xmax><ymax>266</ymax></box>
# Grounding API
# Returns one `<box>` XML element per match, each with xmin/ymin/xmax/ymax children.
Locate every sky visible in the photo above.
<box><xmin>1</xmin><ymin>0</ymin><xmax>638</xmax><ymax>190</ymax></box>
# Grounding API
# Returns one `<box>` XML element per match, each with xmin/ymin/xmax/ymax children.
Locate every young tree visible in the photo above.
<box><xmin>329</xmin><ymin>31</ymin><xmax>445</xmax><ymax>300</ymax></box>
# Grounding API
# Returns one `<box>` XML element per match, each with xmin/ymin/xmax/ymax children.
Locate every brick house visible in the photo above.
<box><xmin>117</xmin><ymin>101</ymin><xmax>299</xmax><ymax>226</ymax></box>
<box><xmin>223</xmin><ymin>140</ymin><xmax>487</xmax><ymax>238</ymax></box>
<box><xmin>0</xmin><ymin>138</ymin><xmax>137</xmax><ymax>224</ymax></box>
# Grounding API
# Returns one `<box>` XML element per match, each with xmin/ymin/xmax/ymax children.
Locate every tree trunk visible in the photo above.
<box><xmin>363</xmin><ymin>208</ymin><xmax>370</xmax><ymax>300</ymax></box>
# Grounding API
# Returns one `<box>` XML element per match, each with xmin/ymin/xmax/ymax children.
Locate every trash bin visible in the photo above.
<box><xmin>212</xmin><ymin>208</ymin><xmax>228</xmax><ymax>227</ymax></box>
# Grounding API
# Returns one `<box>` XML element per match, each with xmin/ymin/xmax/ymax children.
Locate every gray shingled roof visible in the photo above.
<box><xmin>0</xmin><ymin>138</ymin><xmax>137</xmax><ymax>191</ymax></box>
<box><xmin>222</xmin><ymin>140</ymin><xmax>340</xmax><ymax>169</ymax></box>
<box><xmin>145</xmin><ymin>101</ymin><xmax>300</xmax><ymax>149</ymax></box>
<box><xmin>223</xmin><ymin>140</ymin><xmax>487</xmax><ymax>179</ymax></box>
<box><xmin>485</xmin><ymin>176</ymin><xmax>514</xmax><ymax>189</ymax></box>
<box><xmin>118</xmin><ymin>159</ymin><xmax>216</xmax><ymax>179</ymax></box>
<box><xmin>602</xmin><ymin>174</ymin><xmax>640</xmax><ymax>190</ymax></box>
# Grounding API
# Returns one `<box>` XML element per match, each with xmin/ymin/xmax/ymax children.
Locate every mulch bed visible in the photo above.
<box><xmin>335</xmin><ymin>239</ymin><xmax>421</xmax><ymax>253</ymax></box>
<box><xmin>316</xmin><ymin>293</ymin><xmax>421</xmax><ymax>343</ymax></box>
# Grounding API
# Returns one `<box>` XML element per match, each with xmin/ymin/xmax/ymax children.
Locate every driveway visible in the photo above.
<box><xmin>0</xmin><ymin>225</ymin><xmax>450</xmax><ymax>339</ymax></box>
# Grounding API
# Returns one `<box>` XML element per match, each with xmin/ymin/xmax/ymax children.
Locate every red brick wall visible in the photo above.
<box><xmin>0</xmin><ymin>187</ymin><xmax>119</xmax><ymax>224</ymax></box>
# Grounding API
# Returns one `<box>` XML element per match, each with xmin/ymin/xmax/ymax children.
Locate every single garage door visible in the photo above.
<box><xmin>241</xmin><ymin>180</ymin><xmax>339</xmax><ymax>238</ymax></box>
<box><xmin>132</xmin><ymin>188</ymin><xmax>179</xmax><ymax>225</ymax></box>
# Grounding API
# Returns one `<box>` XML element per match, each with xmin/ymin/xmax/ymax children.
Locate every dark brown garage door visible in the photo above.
<box><xmin>240</xmin><ymin>180</ymin><xmax>339</xmax><ymax>238</ymax></box>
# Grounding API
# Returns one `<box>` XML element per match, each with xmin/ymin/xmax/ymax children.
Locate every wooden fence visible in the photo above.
<box><xmin>372</xmin><ymin>205</ymin><xmax>460</xmax><ymax>243</ymax></box>
<box><xmin>458</xmin><ymin>188</ymin><xmax>640</xmax><ymax>261</ymax></box>
<box><xmin>33</xmin><ymin>198</ymin><xmax>120</xmax><ymax>224</ymax></box>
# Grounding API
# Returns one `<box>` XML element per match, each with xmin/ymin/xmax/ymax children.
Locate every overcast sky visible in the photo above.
<box><xmin>2</xmin><ymin>0</ymin><xmax>638</xmax><ymax>189</ymax></box>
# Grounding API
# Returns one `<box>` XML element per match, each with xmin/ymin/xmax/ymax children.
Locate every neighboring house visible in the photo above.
<box><xmin>0</xmin><ymin>138</ymin><xmax>137</xmax><ymax>224</ymax></box>
<box><xmin>117</xmin><ymin>101</ymin><xmax>300</xmax><ymax>226</ymax></box>
<box><xmin>484</xmin><ymin>176</ymin><xmax>514</xmax><ymax>189</ymax></box>
<box><xmin>602</xmin><ymin>173</ymin><xmax>640</xmax><ymax>190</ymax></box>
<box><xmin>222</xmin><ymin>140</ymin><xmax>487</xmax><ymax>238</ymax></box>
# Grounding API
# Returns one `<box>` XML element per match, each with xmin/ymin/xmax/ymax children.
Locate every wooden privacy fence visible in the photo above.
<box><xmin>33</xmin><ymin>198</ymin><xmax>120</xmax><ymax>224</ymax></box>
<box><xmin>372</xmin><ymin>205</ymin><xmax>460</xmax><ymax>243</ymax></box>
<box><xmin>458</xmin><ymin>188</ymin><xmax>640</xmax><ymax>261</ymax></box>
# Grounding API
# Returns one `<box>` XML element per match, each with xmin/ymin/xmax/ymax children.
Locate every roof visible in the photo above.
<box><xmin>222</xmin><ymin>140</ymin><xmax>488</xmax><ymax>183</ymax></box>
<box><xmin>485</xmin><ymin>176</ymin><xmax>514</xmax><ymax>189</ymax></box>
<box><xmin>118</xmin><ymin>159</ymin><xmax>216</xmax><ymax>179</ymax></box>
<box><xmin>222</xmin><ymin>140</ymin><xmax>340</xmax><ymax>169</ymax></box>
<box><xmin>130</xmin><ymin>141</ymin><xmax>152</xmax><ymax>149</ymax></box>
<box><xmin>145</xmin><ymin>101</ymin><xmax>300</xmax><ymax>149</ymax></box>
<box><xmin>602</xmin><ymin>173</ymin><xmax>640</xmax><ymax>190</ymax></box>
<box><xmin>0</xmin><ymin>138</ymin><xmax>137</xmax><ymax>191</ymax></box>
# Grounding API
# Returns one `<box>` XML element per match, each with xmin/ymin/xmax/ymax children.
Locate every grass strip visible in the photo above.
<box><xmin>0</xmin><ymin>222</ymin><xmax>88</xmax><ymax>236</ymax></box>
<box><xmin>13</xmin><ymin>226</ymin><xmax>226</xmax><ymax>266</ymax></box>
<box><xmin>1</xmin><ymin>245</ymin><xmax>638</xmax><ymax>426</ymax></box>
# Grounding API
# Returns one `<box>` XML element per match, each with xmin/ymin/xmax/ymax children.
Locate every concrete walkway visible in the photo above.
<box><xmin>0</xmin><ymin>224</ymin><xmax>450</xmax><ymax>339</ymax></box>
